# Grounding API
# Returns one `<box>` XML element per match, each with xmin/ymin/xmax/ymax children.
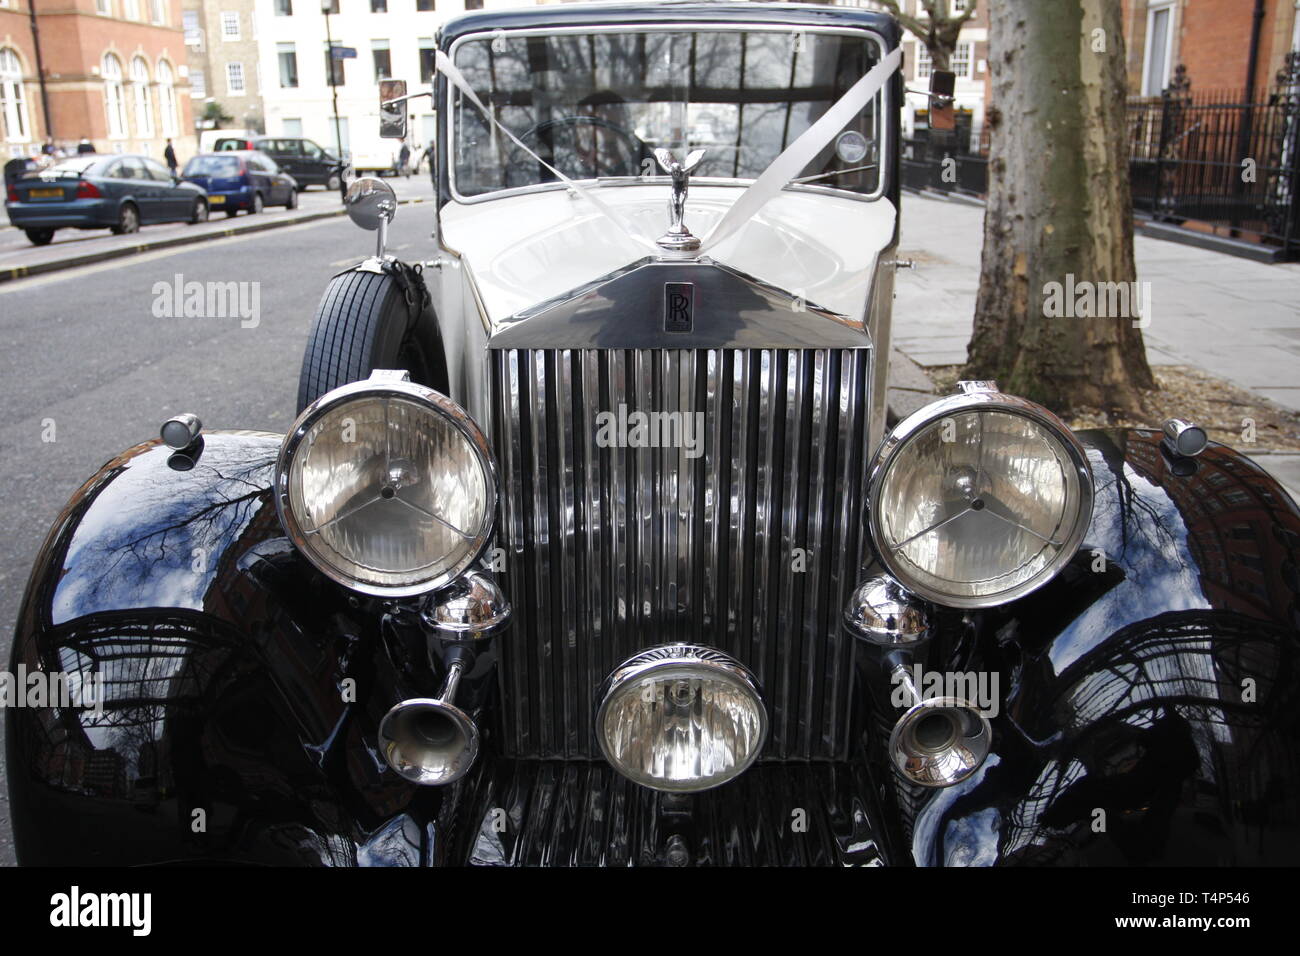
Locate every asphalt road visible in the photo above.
<box><xmin>0</xmin><ymin>205</ymin><xmax>438</xmax><ymax>864</ymax></box>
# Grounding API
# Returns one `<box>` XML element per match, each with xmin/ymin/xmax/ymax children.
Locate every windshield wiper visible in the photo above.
<box><xmin>788</xmin><ymin>163</ymin><xmax>878</xmax><ymax>185</ymax></box>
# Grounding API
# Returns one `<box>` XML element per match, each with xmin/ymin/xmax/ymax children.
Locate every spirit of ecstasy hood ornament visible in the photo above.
<box><xmin>653</xmin><ymin>148</ymin><xmax>706</xmax><ymax>252</ymax></box>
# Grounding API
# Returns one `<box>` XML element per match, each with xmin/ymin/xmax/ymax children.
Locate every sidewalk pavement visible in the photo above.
<box><xmin>887</xmin><ymin>190</ymin><xmax>1300</xmax><ymax>501</ymax></box>
<box><xmin>0</xmin><ymin>174</ymin><xmax>435</xmax><ymax>282</ymax></box>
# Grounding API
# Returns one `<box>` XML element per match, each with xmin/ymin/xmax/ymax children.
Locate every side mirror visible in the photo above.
<box><xmin>346</xmin><ymin>176</ymin><xmax>397</xmax><ymax>258</ymax></box>
<box><xmin>346</xmin><ymin>176</ymin><xmax>397</xmax><ymax>230</ymax></box>
<box><xmin>379</xmin><ymin>79</ymin><xmax>408</xmax><ymax>140</ymax></box>
<box><xmin>928</xmin><ymin>70</ymin><xmax>957</xmax><ymax>131</ymax></box>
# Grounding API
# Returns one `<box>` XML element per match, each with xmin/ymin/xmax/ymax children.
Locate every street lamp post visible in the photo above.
<box><xmin>322</xmin><ymin>0</ymin><xmax>345</xmax><ymax>201</ymax></box>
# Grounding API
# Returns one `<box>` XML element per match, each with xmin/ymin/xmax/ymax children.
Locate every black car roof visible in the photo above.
<box><xmin>437</xmin><ymin>1</ymin><xmax>900</xmax><ymax>50</ymax></box>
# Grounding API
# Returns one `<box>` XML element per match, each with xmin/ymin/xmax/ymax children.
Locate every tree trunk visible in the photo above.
<box><xmin>964</xmin><ymin>0</ymin><xmax>1156</xmax><ymax>417</ymax></box>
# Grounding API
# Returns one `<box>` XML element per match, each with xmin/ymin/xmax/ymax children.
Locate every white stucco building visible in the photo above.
<box><xmin>253</xmin><ymin>0</ymin><xmax>537</xmax><ymax>169</ymax></box>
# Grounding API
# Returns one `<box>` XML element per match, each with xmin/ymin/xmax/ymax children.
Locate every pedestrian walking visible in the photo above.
<box><xmin>76</xmin><ymin>137</ymin><xmax>96</xmax><ymax>155</ymax></box>
<box><xmin>164</xmin><ymin>138</ymin><xmax>178</xmax><ymax>176</ymax></box>
<box><xmin>399</xmin><ymin>141</ymin><xmax>411</xmax><ymax>179</ymax></box>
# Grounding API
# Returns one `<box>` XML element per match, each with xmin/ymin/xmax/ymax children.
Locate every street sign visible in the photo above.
<box><xmin>330</xmin><ymin>46</ymin><xmax>357</xmax><ymax>59</ymax></box>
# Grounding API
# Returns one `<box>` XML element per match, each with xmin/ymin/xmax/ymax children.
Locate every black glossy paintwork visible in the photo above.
<box><xmin>7</xmin><ymin>427</ymin><xmax>1299</xmax><ymax>864</ymax></box>
<box><xmin>905</xmin><ymin>429</ymin><xmax>1300</xmax><ymax>865</ymax></box>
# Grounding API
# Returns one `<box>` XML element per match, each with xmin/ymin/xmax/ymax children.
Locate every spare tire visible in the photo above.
<box><xmin>296</xmin><ymin>263</ymin><xmax>449</xmax><ymax>413</ymax></box>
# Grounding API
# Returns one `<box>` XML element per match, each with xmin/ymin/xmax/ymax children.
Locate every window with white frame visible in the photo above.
<box><xmin>131</xmin><ymin>56</ymin><xmax>154</xmax><ymax>138</ymax></box>
<box><xmin>227</xmin><ymin>62</ymin><xmax>245</xmax><ymax>95</ymax></box>
<box><xmin>0</xmin><ymin>48</ymin><xmax>30</xmax><ymax>143</ymax></box>
<box><xmin>190</xmin><ymin>70</ymin><xmax>206</xmax><ymax>98</ymax></box>
<box><xmin>150</xmin><ymin>0</ymin><xmax>165</xmax><ymax>24</ymax></box>
<box><xmin>950</xmin><ymin>41</ymin><xmax>973</xmax><ymax>79</ymax></box>
<box><xmin>221</xmin><ymin>12</ymin><xmax>241</xmax><ymax>41</ymax></box>
<box><xmin>122</xmin><ymin>0</ymin><xmax>139</xmax><ymax>19</ymax></box>
<box><xmin>915</xmin><ymin>42</ymin><xmax>932</xmax><ymax>80</ymax></box>
<box><xmin>157</xmin><ymin>60</ymin><xmax>178</xmax><ymax>137</ymax></box>
<box><xmin>372</xmin><ymin>40</ymin><xmax>391</xmax><ymax>82</ymax></box>
<box><xmin>103</xmin><ymin>54</ymin><xmax>128</xmax><ymax>138</ymax></box>
<box><xmin>1141</xmin><ymin>2</ymin><xmax>1175</xmax><ymax>97</ymax></box>
<box><xmin>278</xmin><ymin>43</ymin><xmax>299</xmax><ymax>88</ymax></box>
<box><xmin>914</xmin><ymin>40</ymin><xmax>971</xmax><ymax>80</ymax></box>
<box><xmin>96</xmin><ymin>0</ymin><xmax>111</xmax><ymax>13</ymax></box>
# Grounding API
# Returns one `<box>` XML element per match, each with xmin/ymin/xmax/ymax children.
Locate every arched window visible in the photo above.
<box><xmin>156</xmin><ymin>60</ymin><xmax>178</xmax><ymax>138</ymax></box>
<box><xmin>131</xmin><ymin>56</ymin><xmax>153</xmax><ymax>138</ymax></box>
<box><xmin>103</xmin><ymin>53</ymin><xmax>127</xmax><ymax>139</ymax></box>
<box><xmin>0</xmin><ymin>48</ymin><xmax>30</xmax><ymax>144</ymax></box>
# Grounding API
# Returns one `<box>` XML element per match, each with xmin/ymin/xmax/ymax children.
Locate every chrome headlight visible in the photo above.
<box><xmin>868</xmin><ymin>385</ymin><xmax>1092</xmax><ymax>608</ymax></box>
<box><xmin>597</xmin><ymin>645</ymin><xmax>767</xmax><ymax>793</ymax></box>
<box><xmin>275</xmin><ymin>377</ymin><xmax>496</xmax><ymax>597</ymax></box>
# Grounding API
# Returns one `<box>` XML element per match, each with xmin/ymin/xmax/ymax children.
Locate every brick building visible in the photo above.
<box><xmin>182</xmin><ymin>0</ymin><xmax>262</xmax><ymax>143</ymax></box>
<box><xmin>1124</xmin><ymin>0</ymin><xmax>1300</xmax><ymax>98</ymax></box>
<box><xmin>0</xmin><ymin>0</ymin><xmax>194</xmax><ymax>160</ymax></box>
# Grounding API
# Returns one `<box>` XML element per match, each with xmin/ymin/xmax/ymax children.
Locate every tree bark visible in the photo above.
<box><xmin>964</xmin><ymin>0</ymin><xmax>1156</xmax><ymax>416</ymax></box>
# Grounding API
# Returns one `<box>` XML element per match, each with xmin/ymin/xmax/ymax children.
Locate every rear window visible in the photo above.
<box><xmin>43</xmin><ymin>158</ymin><xmax>101</xmax><ymax>178</ymax></box>
<box><xmin>184</xmin><ymin>155</ymin><xmax>243</xmax><ymax>176</ymax></box>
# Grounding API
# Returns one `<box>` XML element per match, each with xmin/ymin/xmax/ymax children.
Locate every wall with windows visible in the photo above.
<box><xmin>1123</xmin><ymin>0</ymin><xmax>1300</xmax><ymax>98</ymax></box>
<box><xmin>183</xmin><ymin>0</ymin><xmax>264</xmax><ymax>142</ymax></box>
<box><xmin>0</xmin><ymin>1</ymin><xmax>41</xmax><ymax>157</ymax></box>
<box><xmin>254</xmin><ymin>0</ymin><xmax>534</xmax><ymax>170</ymax></box>
<box><xmin>7</xmin><ymin>0</ymin><xmax>194</xmax><ymax>159</ymax></box>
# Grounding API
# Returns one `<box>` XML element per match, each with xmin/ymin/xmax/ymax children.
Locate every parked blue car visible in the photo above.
<box><xmin>181</xmin><ymin>150</ymin><xmax>298</xmax><ymax>217</ymax></box>
<box><xmin>4</xmin><ymin>154</ymin><xmax>209</xmax><ymax>245</ymax></box>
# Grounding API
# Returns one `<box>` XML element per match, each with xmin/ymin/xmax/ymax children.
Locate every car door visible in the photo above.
<box><xmin>265</xmin><ymin>139</ymin><xmax>302</xmax><ymax>185</ymax></box>
<box><xmin>112</xmin><ymin>157</ymin><xmax>161</xmax><ymax>222</ymax></box>
<box><xmin>244</xmin><ymin>153</ymin><xmax>271</xmax><ymax>202</ymax></box>
<box><xmin>258</xmin><ymin>155</ymin><xmax>290</xmax><ymax>203</ymax></box>
<box><xmin>142</xmin><ymin>158</ymin><xmax>188</xmax><ymax>219</ymax></box>
<box><xmin>300</xmin><ymin>140</ymin><xmax>332</xmax><ymax>185</ymax></box>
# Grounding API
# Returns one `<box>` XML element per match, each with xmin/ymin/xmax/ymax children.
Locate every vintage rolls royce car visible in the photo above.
<box><xmin>8</xmin><ymin>2</ymin><xmax>1300</xmax><ymax>866</ymax></box>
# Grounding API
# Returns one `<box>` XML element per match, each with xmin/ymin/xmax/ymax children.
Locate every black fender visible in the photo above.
<box><xmin>5</xmin><ymin>432</ymin><xmax>433</xmax><ymax>865</ymax></box>
<box><xmin>911</xmin><ymin>429</ymin><xmax>1300</xmax><ymax>865</ymax></box>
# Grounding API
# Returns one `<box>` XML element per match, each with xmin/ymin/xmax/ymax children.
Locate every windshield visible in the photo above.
<box><xmin>184</xmin><ymin>155</ymin><xmax>243</xmax><ymax>176</ymax></box>
<box><xmin>451</xmin><ymin>28</ymin><xmax>885</xmax><ymax>199</ymax></box>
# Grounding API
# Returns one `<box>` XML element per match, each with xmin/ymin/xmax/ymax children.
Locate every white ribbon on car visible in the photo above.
<box><xmin>697</xmin><ymin>43</ymin><xmax>903</xmax><ymax>255</ymax></box>
<box><xmin>435</xmin><ymin>42</ymin><xmax>902</xmax><ymax>257</ymax></box>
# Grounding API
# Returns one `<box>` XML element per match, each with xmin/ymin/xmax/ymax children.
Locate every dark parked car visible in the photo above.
<box><xmin>182</xmin><ymin>150</ymin><xmax>298</xmax><ymax>216</ymax></box>
<box><xmin>7</xmin><ymin>2</ymin><xmax>1300</xmax><ymax>868</ymax></box>
<box><xmin>215</xmin><ymin>135</ymin><xmax>344</xmax><ymax>191</ymax></box>
<box><xmin>4</xmin><ymin>154</ymin><xmax>208</xmax><ymax>245</ymax></box>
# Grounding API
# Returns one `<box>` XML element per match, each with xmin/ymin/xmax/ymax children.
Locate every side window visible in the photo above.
<box><xmin>142</xmin><ymin>158</ymin><xmax>173</xmax><ymax>180</ymax></box>
<box><xmin>301</xmin><ymin>140</ymin><xmax>324</xmax><ymax>160</ymax></box>
<box><xmin>115</xmin><ymin>158</ymin><xmax>146</xmax><ymax>179</ymax></box>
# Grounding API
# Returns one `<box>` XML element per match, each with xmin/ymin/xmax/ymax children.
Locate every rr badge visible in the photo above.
<box><xmin>664</xmin><ymin>282</ymin><xmax>694</xmax><ymax>333</ymax></box>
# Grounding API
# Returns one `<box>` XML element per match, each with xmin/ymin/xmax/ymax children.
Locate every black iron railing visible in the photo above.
<box><xmin>1127</xmin><ymin>59</ymin><xmax>1300</xmax><ymax>259</ymax></box>
<box><xmin>901</xmin><ymin>57</ymin><xmax>1300</xmax><ymax>261</ymax></box>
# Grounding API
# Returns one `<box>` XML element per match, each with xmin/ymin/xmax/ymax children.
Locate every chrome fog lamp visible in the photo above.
<box><xmin>868</xmin><ymin>383</ymin><xmax>1093</xmax><ymax>609</ymax></box>
<box><xmin>275</xmin><ymin>373</ymin><xmax>497</xmax><ymax>597</ymax></box>
<box><xmin>596</xmin><ymin>645</ymin><xmax>767</xmax><ymax>793</ymax></box>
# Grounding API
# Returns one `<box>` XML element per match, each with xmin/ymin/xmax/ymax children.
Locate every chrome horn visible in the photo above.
<box><xmin>887</xmin><ymin>665</ymin><xmax>991</xmax><ymax>788</ymax></box>
<box><xmin>845</xmin><ymin>576</ymin><xmax>992</xmax><ymax>788</ymax></box>
<box><xmin>379</xmin><ymin>657</ymin><xmax>480</xmax><ymax>786</ymax></box>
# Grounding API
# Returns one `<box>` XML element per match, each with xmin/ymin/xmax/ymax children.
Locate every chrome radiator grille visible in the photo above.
<box><xmin>489</xmin><ymin>348</ymin><xmax>874</xmax><ymax>760</ymax></box>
